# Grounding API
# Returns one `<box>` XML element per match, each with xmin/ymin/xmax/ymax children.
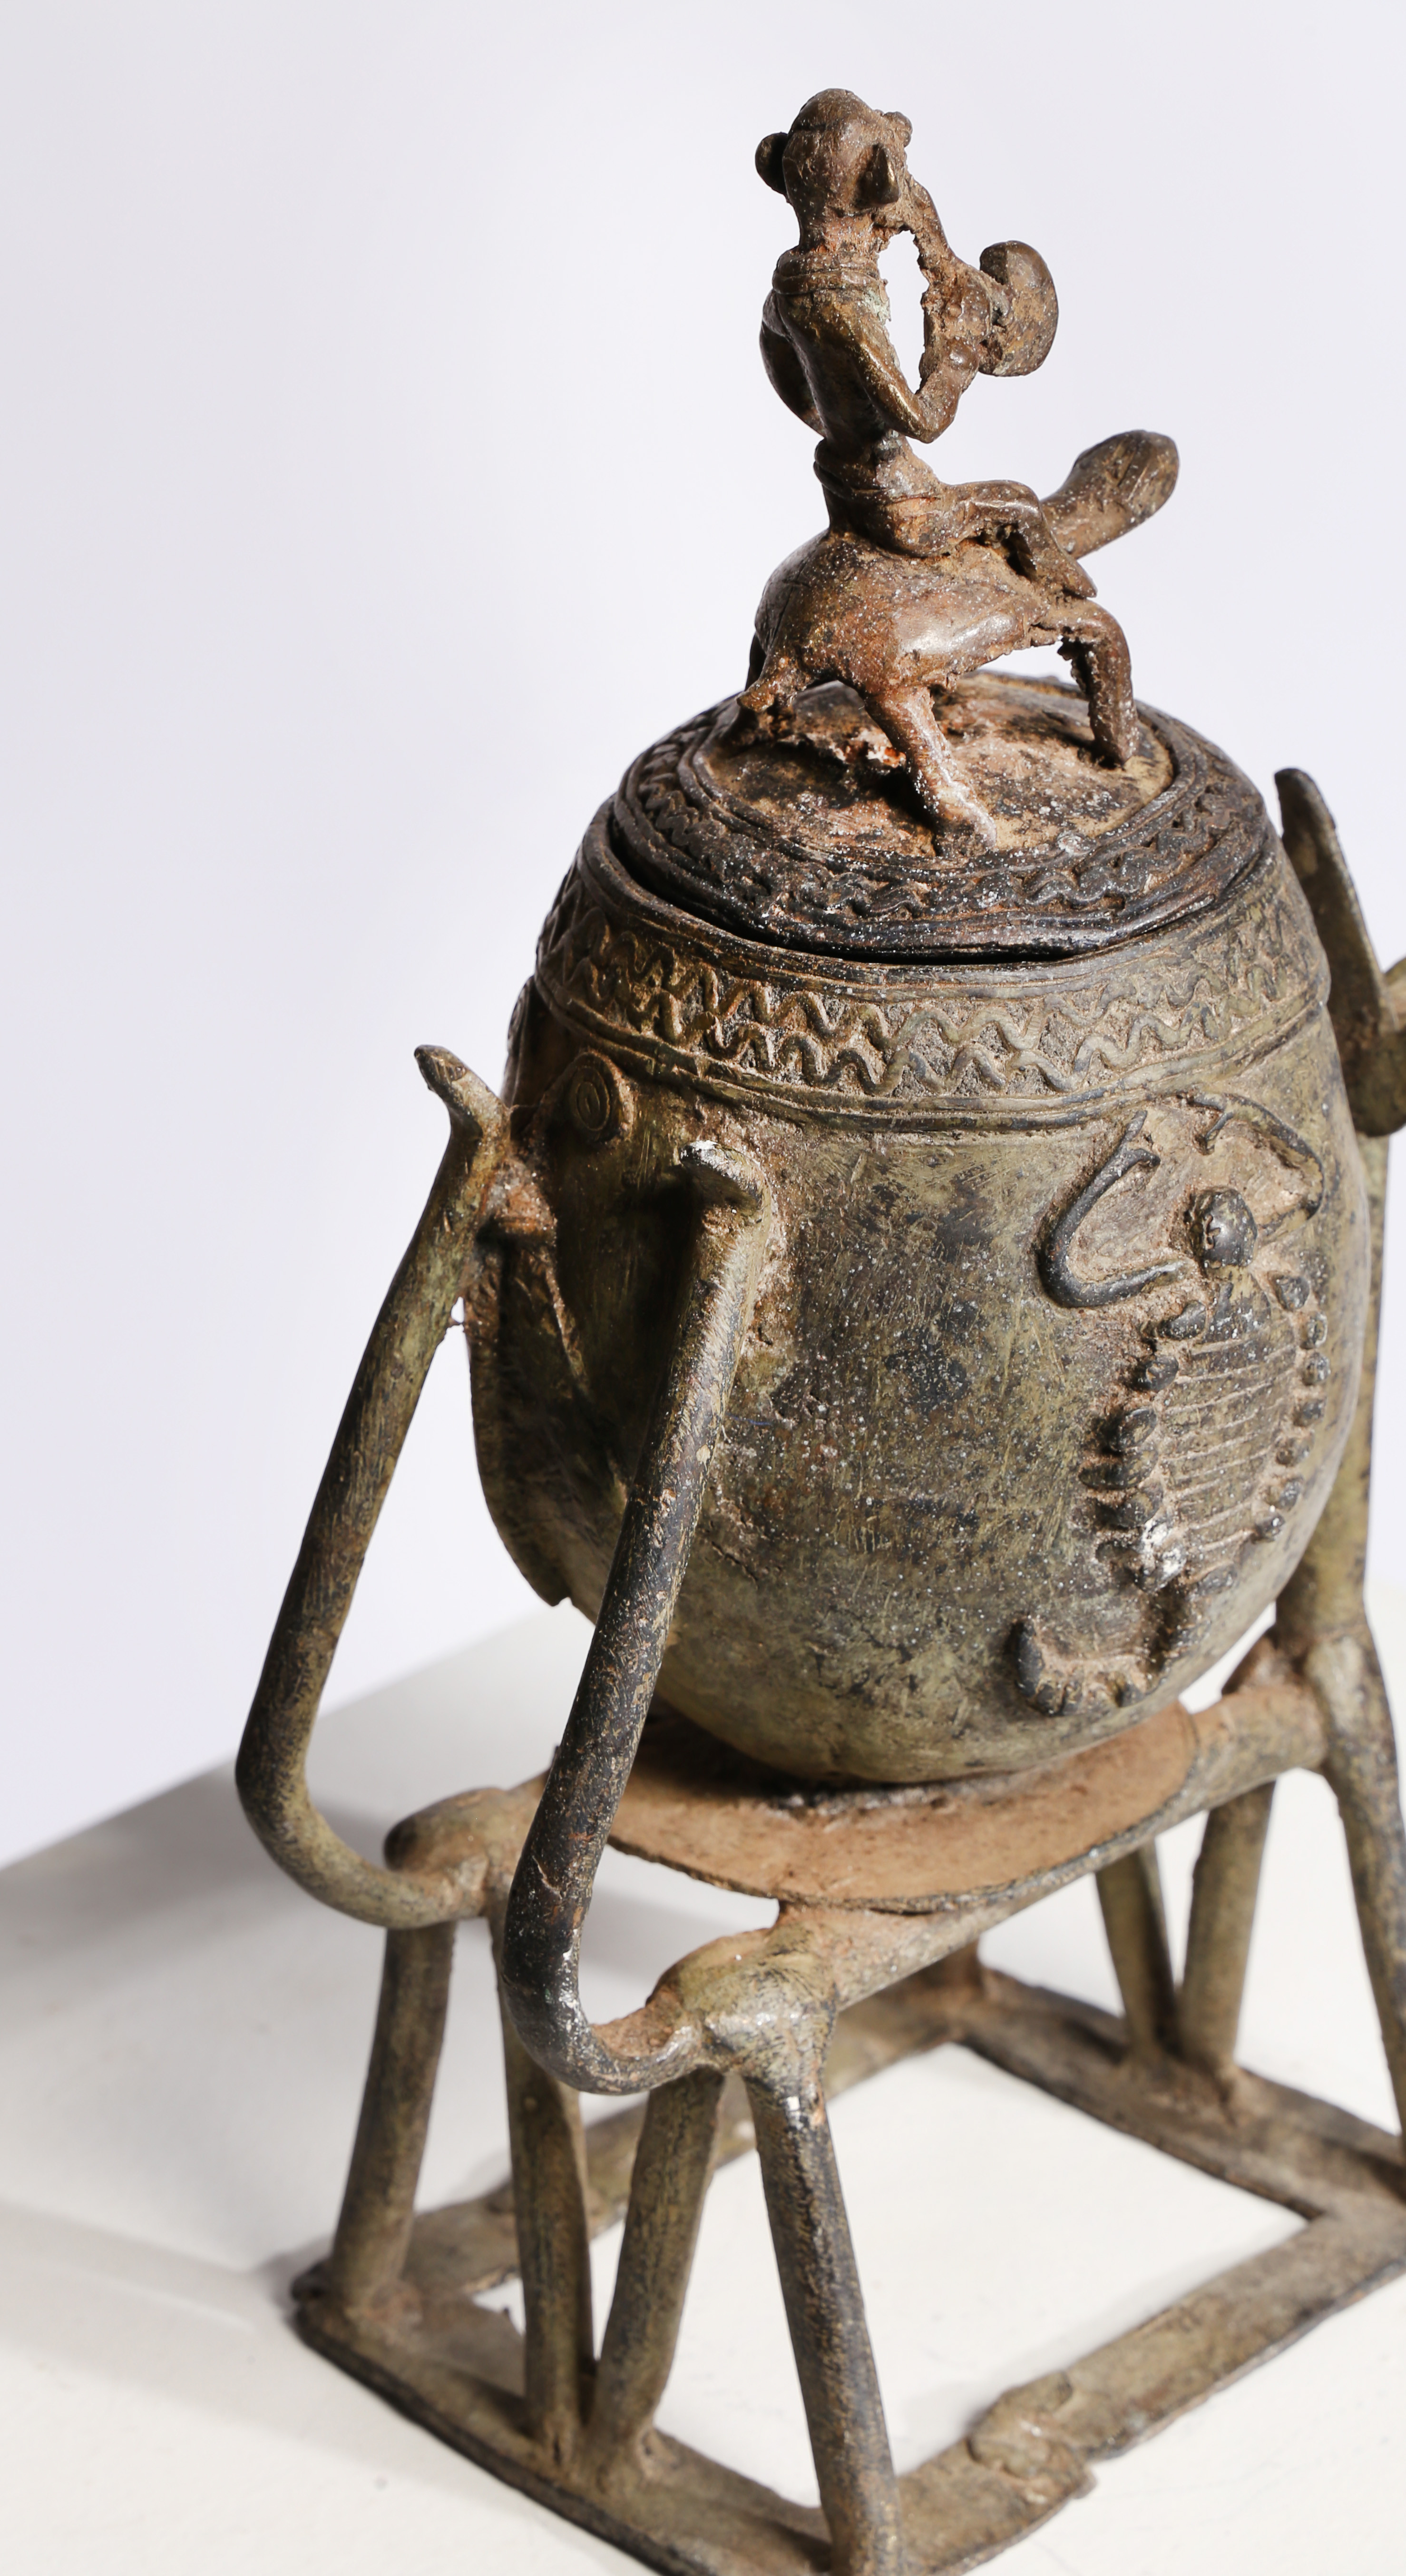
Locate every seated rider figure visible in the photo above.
<box><xmin>756</xmin><ymin>90</ymin><xmax>1093</xmax><ymax>598</ymax></box>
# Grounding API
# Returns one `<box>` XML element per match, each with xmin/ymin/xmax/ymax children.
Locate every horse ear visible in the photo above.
<box><xmin>884</xmin><ymin>111</ymin><xmax>912</xmax><ymax>147</ymax></box>
<box><xmin>857</xmin><ymin>142</ymin><xmax>902</xmax><ymax>208</ymax></box>
<box><xmin>755</xmin><ymin>132</ymin><xmax>788</xmax><ymax>195</ymax></box>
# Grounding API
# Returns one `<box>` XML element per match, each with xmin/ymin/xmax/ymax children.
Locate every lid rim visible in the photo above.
<box><xmin>612</xmin><ymin>678</ymin><xmax>1270</xmax><ymax>965</ymax></box>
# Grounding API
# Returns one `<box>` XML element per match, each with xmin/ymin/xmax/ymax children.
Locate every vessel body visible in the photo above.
<box><xmin>471</xmin><ymin>682</ymin><xmax>1368</xmax><ymax>1781</ymax></box>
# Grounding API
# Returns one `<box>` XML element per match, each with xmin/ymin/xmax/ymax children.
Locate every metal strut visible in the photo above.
<box><xmin>499</xmin><ymin>1140</ymin><xmax>771</xmax><ymax>2093</ymax></box>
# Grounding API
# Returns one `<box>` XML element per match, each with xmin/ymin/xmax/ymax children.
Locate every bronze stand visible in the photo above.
<box><xmin>231</xmin><ymin>761</ymin><xmax>1406</xmax><ymax>2573</ymax></box>
<box><xmin>280</xmin><ymin>1123</ymin><xmax>1404</xmax><ymax>2575</ymax></box>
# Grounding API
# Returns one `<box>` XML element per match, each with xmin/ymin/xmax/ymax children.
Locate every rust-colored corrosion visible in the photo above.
<box><xmin>236</xmin><ymin>96</ymin><xmax>1406</xmax><ymax>2576</ymax></box>
<box><xmin>606</xmin><ymin>1683</ymin><xmax>1319</xmax><ymax>1913</ymax></box>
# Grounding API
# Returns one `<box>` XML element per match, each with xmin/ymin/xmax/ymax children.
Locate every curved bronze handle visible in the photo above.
<box><xmin>1277</xmin><ymin>769</ymin><xmax>1406</xmax><ymax>1141</ymax></box>
<box><xmin>235</xmin><ymin>1047</ymin><xmax>508</xmax><ymax>1928</ymax></box>
<box><xmin>500</xmin><ymin>1141</ymin><xmax>771</xmax><ymax>2094</ymax></box>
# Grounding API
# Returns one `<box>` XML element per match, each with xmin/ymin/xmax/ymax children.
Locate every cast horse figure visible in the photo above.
<box><xmin>736</xmin><ymin>90</ymin><xmax>1178</xmax><ymax>841</ymax></box>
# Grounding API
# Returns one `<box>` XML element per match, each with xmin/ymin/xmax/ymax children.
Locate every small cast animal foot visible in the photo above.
<box><xmin>1058</xmin><ymin>633</ymin><xmax>1138</xmax><ymax>767</ymax></box>
<box><xmin>732</xmin><ymin>678</ymin><xmax>799</xmax><ymax>743</ymax></box>
<box><xmin>923</xmin><ymin>780</ymin><xmax>1000</xmax><ymax>845</ymax></box>
<box><xmin>1010</xmin><ymin>1618</ymin><xmax>1146</xmax><ymax>1720</ymax></box>
<box><xmin>866</xmin><ymin>684</ymin><xmax>1000</xmax><ymax>846</ymax></box>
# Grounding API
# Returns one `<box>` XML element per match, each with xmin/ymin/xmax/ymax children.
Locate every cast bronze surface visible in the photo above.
<box><xmin>736</xmin><ymin>91</ymin><xmax>1177</xmax><ymax>839</ymax></box>
<box><xmin>484</xmin><ymin>756</ymin><xmax>1365</xmax><ymax>1787</ymax></box>
<box><xmin>237</xmin><ymin>98</ymin><xmax>1406</xmax><ymax>2576</ymax></box>
<box><xmin>241</xmin><ymin>765</ymin><xmax>1406</xmax><ymax>2573</ymax></box>
<box><xmin>297</xmin><ymin>2001</ymin><xmax>1406</xmax><ymax>2576</ymax></box>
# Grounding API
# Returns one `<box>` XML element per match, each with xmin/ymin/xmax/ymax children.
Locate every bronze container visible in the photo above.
<box><xmin>471</xmin><ymin>677</ymin><xmax>1367</xmax><ymax>1782</ymax></box>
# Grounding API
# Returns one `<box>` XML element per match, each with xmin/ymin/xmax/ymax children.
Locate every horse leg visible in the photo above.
<box><xmin>865</xmin><ymin>682</ymin><xmax>998</xmax><ymax>845</ymax></box>
<box><xmin>735</xmin><ymin>641</ymin><xmax>803</xmax><ymax>740</ymax></box>
<box><xmin>1059</xmin><ymin>603</ymin><xmax>1138</xmax><ymax>765</ymax></box>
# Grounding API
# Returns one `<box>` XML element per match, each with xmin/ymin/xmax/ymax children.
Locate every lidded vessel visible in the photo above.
<box><xmin>464</xmin><ymin>85</ymin><xmax>1367</xmax><ymax>1785</ymax></box>
<box><xmin>476</xmin><ymin>669</ymin><xmax>1365</xmax><ymax>1783</ymax></box>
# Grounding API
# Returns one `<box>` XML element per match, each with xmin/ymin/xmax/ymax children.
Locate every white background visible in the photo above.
<box><xmin>4</xmin><ymin>0</ymin><xmax>1405</xmax><ymax>1866</ymax></box>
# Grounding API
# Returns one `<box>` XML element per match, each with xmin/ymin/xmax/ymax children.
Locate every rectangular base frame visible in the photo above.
<box><xmin>296</xmin><ymin>1959</ymin><xmax>1406</xmax><ymax>2574</ymax></box>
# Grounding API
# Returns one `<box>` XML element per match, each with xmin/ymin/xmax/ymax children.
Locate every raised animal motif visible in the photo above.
<box><xmin>1016</xmin><ymin>1098</ymin><xmax>1331</xmax><ymax>1716</ymax></box>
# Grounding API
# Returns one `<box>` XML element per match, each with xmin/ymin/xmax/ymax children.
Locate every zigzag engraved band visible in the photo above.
<box><xmin>532</xmin><ymin>814</ymin><xmax>1327</xmax><ymax>1130</ymax></box>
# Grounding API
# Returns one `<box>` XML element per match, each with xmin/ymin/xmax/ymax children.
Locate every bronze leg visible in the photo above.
<box><xmin>1279</xmin><ymin>1134</ymin><xmax>1406</xmax><ymax>2134</ymax></box>
<box><xmin>1096</xmin><ymin>1845</ymin><xmax>1177</xmax><ymax>2058</ymax></box>
<box><xmin>1058</xmin><ymin>604</ymin><xmax>1136</xmax><ymax>763</ymax></box>
<box><xmin>325</xmin><ymin>1920</ymin><xmax>455</xmax><ymax>2313</ymax></box>
<box><xmin>1322</xmin><ymin>1646</ymin><xmax>1406</xmax><ymax>2133</ymax></box>
<box><xmin>497</xmin><ymin>1967</ymin><xmax>595</xmax><ymax>2464</ymax></box>
<box><xmin>747</xmin><ymin>2070</ymin><xmax>905</xmax><ymax>2576</ymax></box>
<box><xmin>1178</xmin><ymin>1784</ymin><xmax>1275</xmax><ymax>2080</ymax></box>
<box><xmin>865</xmin><ymin>684</ymin><xmax>997</xmax><ymax>845</ymax></box>
<box><xmin>584</xmin><ymin>2065</ymin><xmax>726</xmax><ymax>2477</ymax></box>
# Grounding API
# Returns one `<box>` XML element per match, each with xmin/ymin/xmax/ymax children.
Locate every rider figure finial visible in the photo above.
<box><xmin>756</xmin><ymin>89</ymin><xmax>1090</xmax><ymax>592</ymax></box>
<box><xmin>742</xmin><ymin>91</ymin><xmax>1179</xmax><ymax>842</ymax></box>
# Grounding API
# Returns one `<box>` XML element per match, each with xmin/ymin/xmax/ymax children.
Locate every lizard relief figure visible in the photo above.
<box><xmin>733</xmin><ymin>89</ymin><xmax>1178</xmax><ymax>843</ymax></box>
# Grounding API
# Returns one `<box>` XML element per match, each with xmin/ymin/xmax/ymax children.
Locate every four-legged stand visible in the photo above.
<box><xmin>296</xmin><ymin>1510</ymin><xmax>1406</xmax><ymax>2572</ymax></box>
<box><xmin>244</xmin><ymin>771</ymin><xmax>1406</xmax><ymax>2573</ymax></box>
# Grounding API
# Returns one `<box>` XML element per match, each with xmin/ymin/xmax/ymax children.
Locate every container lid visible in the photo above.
<box><xmin>611</xmin><ymin>674</ymin><xmax>1272</xmax><ymax>962</ymax></box>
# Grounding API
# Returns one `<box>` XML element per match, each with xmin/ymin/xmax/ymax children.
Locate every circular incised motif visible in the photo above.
<box><xmin>563</xmin><ymin>1052</ymin><xmax>623</xmax><ymax>1142</ymax></box>
<box><xmin>612</xmin><ymin>675</ymin><xmax>1272</xmax><ymax>960</ymax></box>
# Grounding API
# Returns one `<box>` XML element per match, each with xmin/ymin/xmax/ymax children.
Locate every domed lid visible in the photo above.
<box><xmin>610</xmin><ymin>675</ymin><xmax>1273</xmax><ymax>962</ymax></box>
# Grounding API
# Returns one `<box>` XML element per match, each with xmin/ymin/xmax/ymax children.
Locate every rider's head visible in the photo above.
<box><xmin>756</xmin><ymin>92</ymin><xmax>912</xmax><ymax>240</ymax></box>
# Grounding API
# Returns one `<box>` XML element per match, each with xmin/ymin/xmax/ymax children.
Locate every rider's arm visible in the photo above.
<box><xmin>914</xmin><ymin>254</ymin><xmax>992</xmax><ymax>439</ymax></box>
<box><xmin>846</xmin><ymin>306</ymin><xmax>982</xmax><ymax>445</ymax></box>
<box><xmin>912</xmin><ymin>332</ymin><xmax>982</xmax><ymax>438</ymax></box>
<box><xmin>905</xmin><ymin>188</ymin><xmax>998</xmax><ymax>443</ymax></box>
<box><xmin>844</xmin><ymin>311</ymin><xmax>935</xmax><ymax>439</ymax></box>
